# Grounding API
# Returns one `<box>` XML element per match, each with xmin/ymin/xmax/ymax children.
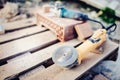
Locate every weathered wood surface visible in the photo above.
<box><xmin>0</xmin><ymin>13</ymin><xmax>118</xmax><ymax>80</ymax></box>
<box><xmin>0</xmin><ymin>31</ymin><xmax>57</xmax><ymax>61</ymax></box>
<box><xmin>25</xmin><ymin>40</ymin><xmax>118</xmax><ymax>80</ymax></box>
<box><xmin>0</xmin><ymin>52</ymin><xmax>47</xmax><ymax>80</ymax></box>
<box><xmin>3</xmin><ymin>17</ymin><xmax>36</xmax><ymax>31</ymax></box>
<box><xmin>0</xmin><ymin>39</ymin><xmax>81</xmax><ymax>80</ymax></box>
<box><xmin>20</xmin><ymin>65</ymin><xmax>46</xmax><ymax>80</ymax></box>
<box><xmin>0</xmin><ymin>26</ymin><xmax>47</xmax><ymax>44</ymax></box>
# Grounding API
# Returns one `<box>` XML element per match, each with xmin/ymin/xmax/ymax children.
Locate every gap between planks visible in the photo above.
<box><xmin>25</xmin><ymin>40</ymin><xmax>118</xmax><ymax>80</ymax></box>
<box><xmin>3</xmin><ymin>17</ymin><xmax>36</xmax><ymax>31</ymax></box>
<box><xmin>0</xmin><ymin>39</ymin><xmax>81</xmax><ymax>80</ymax></box>
<box><xmin>0</xmin><ymin>26</ymin><xmax>48</xmax><ymax>44</ymax></box>
<box><xmin>20</xmin><ymin>65</ymin><xmax>46</xmax><ymax>80</ymax></box>
<box><xmin>0</xmin><ymin>31</ymin><xmax>57</xmax><ymax>62</ymax></box>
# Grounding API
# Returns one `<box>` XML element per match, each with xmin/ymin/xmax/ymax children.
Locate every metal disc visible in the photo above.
<box><xmin>52</xmin><ymin>46</ymin><xmax>78</xmax><ymax>67</ymax></box>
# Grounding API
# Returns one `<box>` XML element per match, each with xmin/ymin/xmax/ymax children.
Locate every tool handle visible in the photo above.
<box><xmin>76</xmin><ymin>29</ymin><xmax>107</xmax><ymax>64</ymax></box>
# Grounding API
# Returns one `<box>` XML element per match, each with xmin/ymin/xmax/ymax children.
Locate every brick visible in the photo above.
<box><xmin>75</xmin><ymin>22</ymin><xmax>93</xmax><ymax>41</ymax></box>
<box><xmin>36</xmin><ymin>12</ymin><xmax>82</xmax><ymax>42</ymax></box>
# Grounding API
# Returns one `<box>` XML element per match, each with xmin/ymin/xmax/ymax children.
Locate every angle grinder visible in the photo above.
<box><xmin>52</xmin><ymin>24</ymin><xmax>117</xmax><ymax>68</ymax></box>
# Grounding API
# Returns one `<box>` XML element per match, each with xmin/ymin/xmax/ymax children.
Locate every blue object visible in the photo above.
<box><xmin>60</xmin><ymin>7</ymin><xmax>88</xmax><ymax>21</ymax></box>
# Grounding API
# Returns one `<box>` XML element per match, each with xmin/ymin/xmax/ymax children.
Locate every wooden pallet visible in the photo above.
<box><xmin>0</xmin><ymin>17</ymin><xmax>118</xmax><ymax>80</ymax></box>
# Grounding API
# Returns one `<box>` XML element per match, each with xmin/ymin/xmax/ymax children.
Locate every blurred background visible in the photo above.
<box><xmin>0</xmin><ymin>0</ymin><xmax>120</xmax><ymax>41</ymax></box>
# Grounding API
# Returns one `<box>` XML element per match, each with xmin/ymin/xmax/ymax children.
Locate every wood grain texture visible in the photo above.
<box><xmin>0</xmin><ymin>31</ymin><xmax>57</xmax><ymax>60</ymax></box>
<box><xmin>26</xmin><ymin>64</ymin><xmax>64</xmax><ymax>80</ymax></box>
<box><xmin>26</xmin><ymin>40</ymin><xmax>118</xmax><ymax>80</ymax></box>
<box><xmin>3</xmin><ymin>17</ymin><xmax>36</xmax><ymax>31</ymax></box>
<box><xmin>0</xmin><ymin>26</ymin><xmax>46</xmax><ymax>44</ymax></box>
<box><xmin>22</xmin><ymin>39</ymin><xmax>81</xmax><ymax>80</ymax></box>
<box><xmin>20</xmin><ymin>65</ymin><xmax>46</xmax><ymax>80</ymax></box>
<box><xmin>0</xmin><ymin>39</ymin><xmax>81</xmax><ymax>80</ymax></box>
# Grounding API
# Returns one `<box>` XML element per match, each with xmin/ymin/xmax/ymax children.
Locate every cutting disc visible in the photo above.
<box><xmin>52</xmin><ymin>46</ymin><xmax>78</xmax><ymax>68</ymax></box>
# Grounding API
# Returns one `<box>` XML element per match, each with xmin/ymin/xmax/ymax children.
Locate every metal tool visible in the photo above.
<box><xmin>52</xmin><ymin>1</ymin><xmax>106</xmax><ymax>29</ymax></box>
<box><xmin>51</xmin><ymin>1</ymin><xmax>117</xmax><ymax>68</ymax></box>
<box><xmin>52</xmin><ymin>24</ymin><xmax>117</xmax><ymax>68</ymax></box>
<box><xmin>52</xmin><ymin>29</ymin><xmax>106</xmax><ymax>68</ymax></box>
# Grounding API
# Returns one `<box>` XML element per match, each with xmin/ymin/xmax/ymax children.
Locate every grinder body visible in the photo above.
<box><xmin>52</xmin><ymin>1</ymin><xmax>88</xmax><ymax>20</ymax></box>
<box><xmin>76</xmin><ymin>29</ymin><xmax>107</xmax><ymax>64</ymax></box>
<box><xmin>59</xmin><ymin>7</ymin><xmax>88</xmax><ymax>21</ymax></box>
<box><xmin>52</xmin><ymin>29</ymin><xmax>107</xmax><ymax>68</ymax></box>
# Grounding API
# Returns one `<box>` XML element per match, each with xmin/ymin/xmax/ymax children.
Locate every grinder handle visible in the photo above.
<box><xmin>76</xmin><ymin>29</ymin><xmax>107</xmax><ymax>64</ymax></box>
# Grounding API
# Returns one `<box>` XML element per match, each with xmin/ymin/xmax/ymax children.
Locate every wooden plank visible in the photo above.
<box><xmin>0</xmin><ymin>26</ymin><xmax>47</xmax><ymax>44</ymax></box>
<box><xmin>0</xmin><ymin>52</ymin><xmax>46</xmax><ymax>80</ymax></box>
<box><xmin>25</xmin><ymin>64</ymin><xmax>63</xmax><ymax>80</ymax></box>
<box><xmin>20</xmin><ymin>65</ymin><xmax>46</xmax><ymax>80</ymax></box>
<box><xmin>0</xmin><ymin>31</ymin><xmax>57</xmax><ymax>61</ymax></box>
<box><xmin>0</xmin><ymin>39</ymin><xmax>81</xmax><ymax>80</ymax></box>
<box><xmin>3</xmin><ymin>17</ymin><xmax>36</xmax><ymax>31</ymax></box>
<box><xmin>26</xmin><ymin>40</ymin><xmax>118</xmax><ymax>80</ymax></box>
